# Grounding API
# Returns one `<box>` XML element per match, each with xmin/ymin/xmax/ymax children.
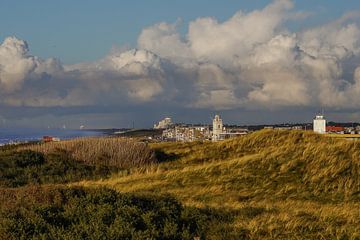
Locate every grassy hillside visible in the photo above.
<box><xmin>76</xmin><ymin>130</ymin><xmax>360</xmax><ymax>239</ymax></box>
<box><xmin>1</xmin><ymin>130</ymin><xmax>359</xmax><ymax>239</ymax></box>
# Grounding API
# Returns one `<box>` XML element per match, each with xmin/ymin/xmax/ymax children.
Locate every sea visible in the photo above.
<box><xmin>0</xmin><ymin>128</ymin><xmax>105</xmax><ymax>145</ymax></box>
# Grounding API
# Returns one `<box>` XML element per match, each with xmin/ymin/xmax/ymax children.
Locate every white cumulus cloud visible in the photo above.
<box><xmin>1</xmin><ymin>0</ymin><xmax>360</xmax><ymax>118</ymax></box>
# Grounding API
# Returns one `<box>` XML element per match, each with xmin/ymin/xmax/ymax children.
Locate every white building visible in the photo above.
<box><xmin>154</xmin><ymin>117</ymin><xmax>173</xmax><ymax>129</ymax></box>
<box><xmin>313</xmin><ymin>114</ymin><xmax>326</xmax><ymax>134</ymax></box>
<box><xmin>163</xmin><ymin>125</ymin><xmax>211</xmax><ymax>142</ymax></box>
<box><xmin>212</xmin><ymin>114</ymin><xmax>224</xmax><ymax>142</ymax></box>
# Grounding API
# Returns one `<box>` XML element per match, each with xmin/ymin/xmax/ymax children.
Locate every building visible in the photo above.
<box><xmin>154</xmin><ymin>117</ymin><xmax>173</xmax><ymax>129</ymax></box>
<box><xmin>212</xmin><ymin>114</ymin><xmax>224</xmax><ymax>142</ymax></box>
<box><xmin>42</xmin><ymin>136</ymin><xmax>60</xmax><ymax>142</ymax></box>
<box><xmin>162</xmin><ymin>125</ymin><xmax>211</xmax><ymax>142</ymax></box>
<box><xmin>159</xmin><ymin>114</ymin><xmax>250</xmax><ymax>142</ymax></box>
<box><xmin>162</xmin><ymin>127</ymin><xmax>176</xmax><ymax>140</ymax></box>
<box><xmin>175</xmin><ymin>126</ymin><xmax>195</xmax><ymax>142</ymax></box>
<box><xmin>326</xmin><ymin>126</ymin><xmax>345</xmax><ymax>133</ymax></box>
<box><xmin>160</xmin><ymin>115</ymin><xmax>249</xmax><ymax>142</ymax></box>
<box><xmin>313</xmin><ymin>114</ymin><xmax>326</xmax><ymax>134</ymax></box>
<box><xmin>221</xmin><ymin>128</ymin><xmax>249</xmax><ymax>139</ymax></box>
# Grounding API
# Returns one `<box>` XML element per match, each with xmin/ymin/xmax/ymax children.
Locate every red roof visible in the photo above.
<box><xmin>326</xmin><ymin>126</ymin><xmax>344</xmax><ymax>132</ymax></box>
<box><xmin>43</xmin><ymin>136</ymin><xmax>54</xmax><ymax>142</ymax></box>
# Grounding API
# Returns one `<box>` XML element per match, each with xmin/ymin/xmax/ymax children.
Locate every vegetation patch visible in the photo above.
<box><xmin>148</xmin><ymin>130</ymin><xmax>360</xmax><ymax>202</ymax></box>
<box><xmin>1</xmin><ymin>130</ymin><xmax>360</xmax><ymax>239</ymax></box>
<box><xmin>0</xmin><ymin>149</ymin><xmax>116</xmax><ymax>187</ymax></box>
<box><xmin>0</xmin><ymin>186</ymin><xmax>234</xmax><ymax>240</ymax></box>
<box><xmin>77</xmin><ymin>130</ymin><xmax>360</xmax><ymax>239</ymax></box>
<box><xmin>21</xmin><ymin>137</ymin><xmax>157</xmax><ymax>168</ymax></box>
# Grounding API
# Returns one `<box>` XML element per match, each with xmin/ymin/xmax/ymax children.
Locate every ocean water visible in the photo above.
<box><xmin>0</xmin><ymin>128</ymin><xmax>104</xmax><ymax>145</ymax></box>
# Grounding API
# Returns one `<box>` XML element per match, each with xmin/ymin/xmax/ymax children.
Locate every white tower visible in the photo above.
<box><xmin>313</xmin><ymin>114</ymin><xmax>326</xmax><ymax>134</ymax></box>
<box><xmin>212</xmin><ymin>114</ymin><xmax>223</xmax><ymax>142</ymax></box>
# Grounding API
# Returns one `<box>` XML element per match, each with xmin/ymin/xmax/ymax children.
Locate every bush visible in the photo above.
<box><xmin>0</xmin><ymin>186</ymin><xmax>231</xmax><ymax>240</ymax></box>
<box><xmin>0</xmin><ymin>150</ymin><xmax>116</xmax><ymax>187</ymax></box>
<box><xmin>13</xmin><ymin>150</ymin><xmax>45</xmax><ymax>168</ymax></box>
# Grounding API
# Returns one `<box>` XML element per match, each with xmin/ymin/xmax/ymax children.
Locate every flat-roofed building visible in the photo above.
<box><xmin>313</xmin><ymin>114</ymin><xmax>326</xmax><ymax>134</ymax></box>
<box><xmin>154</xmin><ymin>117</ymin><xmax>173</xmax><ymax>129</ymax></box>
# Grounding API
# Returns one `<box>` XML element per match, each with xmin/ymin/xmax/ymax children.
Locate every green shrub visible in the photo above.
<box><xmin>0</xmin><ymin>150</ymin><xmax>117</xmax><ymax>187</ymax></box>
<box><xmin>13</xmin><ymin>150</ymin><xmax>45</xmax><ymax>168</ymax></box>
<box><xmin>0</xmin><ymin>186</ymin><xmax>231</xmax><ymax>240</ymax></box>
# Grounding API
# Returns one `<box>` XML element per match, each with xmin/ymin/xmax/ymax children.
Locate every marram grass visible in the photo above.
<box><xmin>21</xmin><ymin>137</ymin><xmax>156</xmax><ymax>168</ymax></box>
<box><xmin>75</xmin><ymin>130</ymin><xmax>360</xmax><ymax>239</ymax></box>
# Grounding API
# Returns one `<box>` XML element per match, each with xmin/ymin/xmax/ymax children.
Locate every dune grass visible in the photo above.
<box><xmin>1</xmin><ymin>137</ymin><xmax>156</xmax><ymax>188</ymax></box>
<box><xmin>74</xmin><ymin>130</ymin><xmax>360</xmax><ymax>239</ymax></box>
<box><xmin>21</xmin><ymin>137</ymin><xmax>156</xmax><ymax>169</ymax></box>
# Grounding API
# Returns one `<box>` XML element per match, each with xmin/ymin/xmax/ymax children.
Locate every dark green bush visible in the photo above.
<box><xmin>0</xmin><ymin>150</ymin><xmax>117</xmax><ymax>187</ymax></box>
<box><xmin>0</xmin><ymin>186</ymin><xmax>231</xmax><ymax>240</ymax></box>
<box><xmin>13</xmin><ymin>150</ymin><xmax>45</xmax><ymax>168</ymax></box>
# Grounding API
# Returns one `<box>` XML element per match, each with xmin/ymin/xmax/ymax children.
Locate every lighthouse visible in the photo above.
<box><xmin>212</xmin><ymin>114</ymin><xmax>224</xmax><ymax>142</ymax></box>
<box><xmin>313</xmin><ymin>114</ymin><xmax>326</xmax><ymax>134</ymax></box>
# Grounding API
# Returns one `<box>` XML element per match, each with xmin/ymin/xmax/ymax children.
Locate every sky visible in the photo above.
<box><xmin>1</xmin><ymin>0</ymin><xmax>360</xmax><ymax>128</ymax></box>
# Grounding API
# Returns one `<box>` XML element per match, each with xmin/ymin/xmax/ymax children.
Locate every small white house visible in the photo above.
<box><xmin>313</xmin><ymin>114</ymin><xmax>326</xmax><ymax>134</ymax></box>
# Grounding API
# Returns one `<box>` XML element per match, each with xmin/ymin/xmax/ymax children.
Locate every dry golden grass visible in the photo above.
<box><xmin>73</xmin><ymin>130</ymin><xmax>360</xmax><ymax>239</ymax></box>
<box><xmin>326</xmin><ymin>133</ymin><xmax>360</xmax><ymax>138</ymax></box>
<box><xmin>21</xmin><ymin>137</ymin><xmax>156</xmax><ymax>168</ymax></box>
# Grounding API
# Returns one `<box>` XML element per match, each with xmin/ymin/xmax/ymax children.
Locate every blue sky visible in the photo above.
<box><xmin>1</xmin><ymin>0</ymin><xmax>360</xmax><ymax>128</ymax></box>
<box><xmin>1</xmin><ymin>0</ymin><xmax>360</xmax><ymax>64</ymax></box>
